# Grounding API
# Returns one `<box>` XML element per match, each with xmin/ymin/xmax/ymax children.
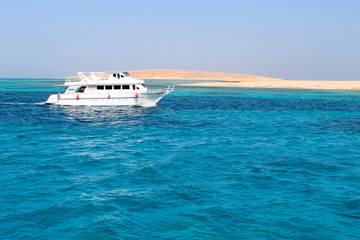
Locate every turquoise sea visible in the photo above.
<box><xmin>1</xmin><ymin>78</ymin><xmax>360</xmax><ymax>239</ymax></box>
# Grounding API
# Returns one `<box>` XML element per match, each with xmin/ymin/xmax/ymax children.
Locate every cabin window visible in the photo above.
<box><xmin>105</xmin><ymin>85</ymin><xmax>112</xmax><ymax>90</ymax></box>
<box><xmin>114</xmin><ymin>85</ymin><xmax>121</xmax><ymax>90</ymax></box>
<box><xmin>113</xmin><ymin>74</ymin><xmax>116</xmax><ymax>78</ymax></box>
<box><xmin>136</xmin><ymin>86</ymin><xmax>140</xmax><ymax>90</ymax></box>
<box><xmin>122</xmin><ymin>85</ymin><xmax>130</xmax><ymax>90</ymax></box>
<box><xmin>120</xmin><ymin>74</ymin><xmax>125</xmax><ymax>78</ymax></box>
<box><xmin>75</xmin><ymin>86</ymin><xmax>86</xmax><ymax>93</ymax></box>
<box><xmin>97</xmin><ymin>86</ymin><xmax>104</xmax><ymax>90</ymax></box>
<box><xmin>132</xmin><ymin>85</ymin><xmax>135</xmax><ymax>90</ymax></box>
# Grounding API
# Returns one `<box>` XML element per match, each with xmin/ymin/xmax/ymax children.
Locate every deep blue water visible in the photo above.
<box><xmin>1</xmin><ymin>78</ymin><xmax>360</xmax><ymax>239</ymax></box>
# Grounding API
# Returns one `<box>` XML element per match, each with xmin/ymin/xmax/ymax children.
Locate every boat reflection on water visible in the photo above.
<box><xmin>51</xmin><ymin>105</ymin><xmax>155</xmax><ymax>126</ymax></box>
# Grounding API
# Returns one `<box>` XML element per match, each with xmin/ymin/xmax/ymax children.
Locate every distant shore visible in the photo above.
<box><xmin>128</xmin><ymin>69</ymin><xmax>282</xmax><ymax>82</ymax></box>
<box><xmin>67</xmin><ymin>69</ymin><xmax>360</xmax><ymax>91</ymax></box>
<box><xmin>131</xmin><ymin>70</ymin><xmax>360</xmax><ymax>91</ymax></box>
<box><xmin>179</xmin><ymin>80</ymin><xmax>360</xmax><ymax>91</ymax></box>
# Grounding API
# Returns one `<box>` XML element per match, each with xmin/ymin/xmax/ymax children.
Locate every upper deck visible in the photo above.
<box><xmin>64</xmin><ymin>72</ymin><xmax>145</xmax><ymax>86</ymax></box>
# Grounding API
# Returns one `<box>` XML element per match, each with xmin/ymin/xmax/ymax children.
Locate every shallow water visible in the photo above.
<box><xmin>1</xmin><ymin>78</ymin><xmax>360</xmax><ymax>239</ymax></box>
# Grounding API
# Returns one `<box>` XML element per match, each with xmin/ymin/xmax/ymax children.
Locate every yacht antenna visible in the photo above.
<box><xmin>116</xmin><ymin>58</ymin><xmax>119</xmax><ymax>72</ymax></box>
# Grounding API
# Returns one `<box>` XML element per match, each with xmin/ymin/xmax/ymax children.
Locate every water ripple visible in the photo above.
<box><xmin>1</xmin><ymin>89</ymin><xmax>360</xmax><ymax>239</ymax></box>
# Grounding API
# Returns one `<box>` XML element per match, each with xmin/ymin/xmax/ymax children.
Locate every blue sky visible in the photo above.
<box><xmin>0</xmin><ymin>0</ymin><xmax>359</xmax><ymax>79</ymax></box>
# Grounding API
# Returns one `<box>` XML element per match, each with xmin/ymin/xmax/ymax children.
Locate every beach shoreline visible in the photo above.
<box><xmin>179</xmin><ymin>80</ymin><xmax>360</xmax><ymax>91</ymax></box>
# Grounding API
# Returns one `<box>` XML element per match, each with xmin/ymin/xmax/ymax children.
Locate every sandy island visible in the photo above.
<box><xmin>128</xmin><ymin>69</ymin><xmax>282</xmax><ymax>82</ymax></box>
<box><xmin>129</xmin><ymin>70</ymin><xmax>360</xmax><ymax>91</ymax></box>
<box><xmin>68</xmin><ymin>69</ymin><xmax>360</xmax><ymax>91</ymax></box>
<box><xmin>179</xmin><ymin>80</ymin><xmax>360</xmax><ymax>91</ymax></box>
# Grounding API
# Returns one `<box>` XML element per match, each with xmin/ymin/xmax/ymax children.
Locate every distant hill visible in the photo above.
<box><xmin>128</xmin><ymin>69</ymin><xmax>282</xmax><ymax>82</ymax></box>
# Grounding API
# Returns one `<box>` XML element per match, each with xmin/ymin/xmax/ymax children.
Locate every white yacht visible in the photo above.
<box><xmin>45</xmin><ymin>72</ymin><xmax>174</xmax><ymax>106</ymax></box>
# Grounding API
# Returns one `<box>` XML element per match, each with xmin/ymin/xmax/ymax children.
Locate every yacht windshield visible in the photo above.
<box><xmin>123</xmin><ymin>72</ymin><xmax>130</xmax><ymax>77</ymax></box>
<box><xmin>63</xmin><ymin>86</ymin><xmax>69</xmax><ymax>93</ymax></box>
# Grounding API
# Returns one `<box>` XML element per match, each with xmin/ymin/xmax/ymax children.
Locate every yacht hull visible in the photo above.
<box><xmin>45</xmin><ymin>92</ymin><xmax>169</xmax><ymax>107</ymax></box>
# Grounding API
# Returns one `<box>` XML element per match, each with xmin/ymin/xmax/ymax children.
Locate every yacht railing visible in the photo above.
<box><xmin>148</xmin><ymin>85</ymin><xmax>175</xmax><ymax>93</ymax></box>
<box><xmin>63</xmin><ymin>72</ymin><xmax>109</xmax><ymax>84</ymax></box>
<box><xmin>78</xmin><ymin>72</ymin><xmax>110</xmax><ymax>81</ymax></box>
<box><xmin>65</xmin><ymin>79</ymin><xmax>81</xmax><ymax>83</ymax></box>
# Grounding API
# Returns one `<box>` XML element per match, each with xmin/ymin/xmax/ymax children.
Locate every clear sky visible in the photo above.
<box><xmin>0</xmin><ymin>0</ymin><xmax>359</xmax><ymax>79</ymax></box>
